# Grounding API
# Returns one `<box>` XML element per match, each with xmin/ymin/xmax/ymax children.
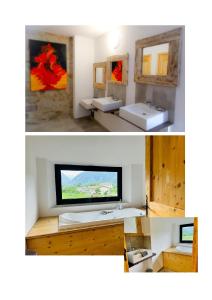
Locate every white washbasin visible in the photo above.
<box><xmin>127</xmin><ymin>249</ymin><xmax>153</xmax><ymax>264</ymax></box>
<box><xmin>80</xmin><ymin>98</ymin><xmax>96</xmax><ymax>110</ymax></box>
<box><xmin>93</xmin><ymin>98</ymin><xmax>123</xmax><ymax>112</ymax></box>
<box><xmin>119</xmin><ymin>103</ymin><xmax>168</xmax><ymax>131</ymax></box>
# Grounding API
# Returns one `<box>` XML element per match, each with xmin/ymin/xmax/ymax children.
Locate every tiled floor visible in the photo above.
<box><xmin>26</xmin><ymin>116</ymin><xmax>107</xmax><ymax>132</ymax></box>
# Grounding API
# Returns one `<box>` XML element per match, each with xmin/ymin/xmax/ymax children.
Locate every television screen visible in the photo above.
<box><xmin>55</xmin><ymin>164</ymin><xmax>122</xmax><ymax>205</ymax></box>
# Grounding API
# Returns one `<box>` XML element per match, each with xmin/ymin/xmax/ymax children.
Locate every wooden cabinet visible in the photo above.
<box><xmin>26</xmin><ymin>217</ymin><xmax>124</xmax><ymax>255</ymax></box>
<box><xmin>163</xmin><ymin>249</ymin><xmax>193</xmax><ymax>272</ymax></box>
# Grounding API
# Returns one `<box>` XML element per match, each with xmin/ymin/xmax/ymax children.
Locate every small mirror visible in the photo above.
<box><xmin>93</xmin><ymin>62</ymin><xmax>106</xmax><ymax>89</ymax></box>
<box><xmin>142</xmin><ymin>43</ymin><xmax>169</xmax><ymax>76</ymax></box>
<box><xmin>96</xmin><ymin>67</ymin><xmax>104</xmax><ymax>84</ymax></box>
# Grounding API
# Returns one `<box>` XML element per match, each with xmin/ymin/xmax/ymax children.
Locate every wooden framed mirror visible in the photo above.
<box><xmin>107</xmin><ymin>54</ymin><xmax>128</xmax><ymax>85</ymax></box>
<box><xmin>93</xmin><ymin>62</ymin><xmax>106</xmax><ymax>89</ymax></box>
<box><xmin>134</xmin><ymin>28</ymin><xmax>182</xmax><ymax>87</ymax></box>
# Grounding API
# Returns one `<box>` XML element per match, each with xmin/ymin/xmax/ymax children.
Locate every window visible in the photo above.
<box><xmin>55</xmin><ymin>164</ymin><xmax>122</xmax><ymax>205</ymax></box>
<box><xmin>179</xmin><ymin>223</ymin><xmax>194</xmax><ymax>243</ymax></box>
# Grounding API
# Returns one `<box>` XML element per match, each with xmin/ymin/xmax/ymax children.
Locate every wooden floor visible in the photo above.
<box><xmin>26</xmin><ymin>116</ymin><xmax>107</xmax><ymax>132</ymax></box>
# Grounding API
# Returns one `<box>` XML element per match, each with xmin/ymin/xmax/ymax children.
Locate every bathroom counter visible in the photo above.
<box><xmin>163</xmin><ymin>247</ymin><xmax>192</xmax><ymax>256</ymax></box>
<box><xmin>94</xmin><ymin>110</ymin><xmax>172</xmax><ymax>132</ymax></box>
<box><xmin>26</xmin><ymin>217</ymin><xmax>124</xmax><ymax>255</ymax></box>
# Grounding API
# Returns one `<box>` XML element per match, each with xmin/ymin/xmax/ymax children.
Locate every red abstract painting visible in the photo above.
<box><xmin>111</xmin><ymin>60</ymin><xmax>123</xmax><ymax>82</ymax></box>
<box><xmin>29</xmin><ymin>40</ymin><xmax>67</xmax><ymax>91</ymax></box>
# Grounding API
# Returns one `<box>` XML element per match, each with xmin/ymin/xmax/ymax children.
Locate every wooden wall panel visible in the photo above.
<box><xmin>146</xmin><ymin>136</ymin><xmax>185</xmax><ymax>216</ymax></box>
<box><xmin>192</xmin><ymin>217</ymin><xmax>198</xmax><ymax>272</ymax></box>
<box><xmin>145</xmin><ymin>136</ymin><xmax>151</xmax><ymax>205</ymax></box>
<box><xmin>124</xmin><ymin>235</ymin><xmax>129</xmax><ymax>272</ymax></box>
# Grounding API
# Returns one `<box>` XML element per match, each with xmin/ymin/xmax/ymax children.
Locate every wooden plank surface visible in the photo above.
<box><xmin>151</xmin><ymin>136</ymin><xmax>185</xmax><ymax>213</ymax></box>
<box><xmin>192</xmin><ymin>217</ymin><xmax>198</xmax><ymax>272</ymax></box>
<box><xmin>26</xmin><ymin>217</ymin><xmax>124</xmax><ymax>255</ymax></box>
<box><xmin>26</xmin><ymin>216</ymin><xmax>123</xmax><ymax>238</ymax></box>
<box><xmin>163</xmin><ymin>251</ymin><xmax>193</xmax><ymax>272</ymax></box>
<box><xmin>148</xmin><ymin>202</ymin><xmax>185</xmax><ymax>217</ymax></box>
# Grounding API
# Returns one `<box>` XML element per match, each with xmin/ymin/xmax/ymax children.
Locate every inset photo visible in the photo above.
<box><xmin>26</xmin><ymin>25</ymin><xmax>184</xmax><ymax>132</ymax></box>
<box><xmin>25</xmin><ymin>135</ymin><xmax>185</xmax><ymax>255</ymax></box>
<box><xmin>124</xmin><ymin>217</ymin><xmax>198</xmax><ymax>272</ymax></box>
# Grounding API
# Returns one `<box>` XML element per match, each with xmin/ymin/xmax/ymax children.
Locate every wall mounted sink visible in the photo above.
<box><xmin>80</xmin><ymin>98</ymin><xmax>96</xmax><ymax>110</ymax></box>
<box><xmin>127</xmin><ymin>249</ymin><xmax>153</xmax><ymax>264</ymax></box>
<box><xmin>93</xmin><ymin>97</ymin><xmax>123</xmax><ymax>112</ymax></box>
<box><xmin>119</xmin><ymin>103</ymin><xmax>168</xmax><ymax>131</ymax></box>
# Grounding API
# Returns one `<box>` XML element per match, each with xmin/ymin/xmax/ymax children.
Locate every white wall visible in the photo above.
<box><xmin>124</xmin><ymin>217</ymin><xmax>150</xmax><ymax>235</ymax></box>
<box><xmin>150</xmin><ymin>217</ymin><xmax>194</xmax><ymax>264</ymax></box>
<box><xmin>95</xmin><ymin>26</ymin><xmax>185</xmax><ymax>131</ymax></box>
<box><xmin>25</xmin><ymin>139</ymin><xmax>39</xmax><ymax>234</ymax></box>
<box><xmin>171</xmin><ymin>217</ymin><xmax>194</xmax><ymax>246</ymax></box>
<box><xmin>25</xmin><ymin>136</ymin><xmax>146</xmax><ymax>233</ymax></box>
<box><xmin>73</xmin><ymin>36</ymin><xmax>95</xmax><ymax>118</ymax></box>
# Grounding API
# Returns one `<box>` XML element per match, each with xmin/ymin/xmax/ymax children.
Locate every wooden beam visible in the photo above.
<box><xmin>192</xmin><ymin>217</ymin><xmax>198</xmax><ymax>272</ymax></box>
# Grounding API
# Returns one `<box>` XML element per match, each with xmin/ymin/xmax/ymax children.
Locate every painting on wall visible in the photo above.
<box><xmin>29</xmin><ymin>40</ymin><xmax>67</xmax><ymax>91</ymax></box>
<box><xmin>111</xmin><ymin>60</ymin><xmax>122</xmax><ymax>82</ymax></box>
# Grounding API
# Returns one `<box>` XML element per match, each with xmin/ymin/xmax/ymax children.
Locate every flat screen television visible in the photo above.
<box><xmin>179</xmin><ymin>223</ymin><xmax>194</xmax><ymax>243</ymax></box>
<box><xmin>55</xmin><ymin>164</ymin><xmax>122</xmax><ymax>205</ymax></box>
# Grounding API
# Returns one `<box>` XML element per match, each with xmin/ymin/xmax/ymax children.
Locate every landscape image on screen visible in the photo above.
<box><xmin>182</xmin><ymin>226</ymin><xmax>194</xmax><ymax>241</ymax></box>
<box><xmin>61</xmin><ymin>170</ymin><xmax>118</xmax><ymax>199</ymax></box>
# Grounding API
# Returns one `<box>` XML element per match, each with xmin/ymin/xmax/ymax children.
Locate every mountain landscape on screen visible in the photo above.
<box><xmin>61</xmin><ymin>171</ymin><xmax>118</xmax><ymax>199</ymax></box>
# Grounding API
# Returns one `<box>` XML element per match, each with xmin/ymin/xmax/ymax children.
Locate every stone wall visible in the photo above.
<box><xmin>107</xmin><ymin>83</ymin><xmax>126</xmax><ymax>103</ymax></box>
<box><xmin>135</xmin><ymin>83</ymin><xmax>176</xmax><ymax>123</ymax></box>
<box><xmin>25</xmin><ymin>30</ymin><xmax>73</xmax><ymax>123</ymax></box>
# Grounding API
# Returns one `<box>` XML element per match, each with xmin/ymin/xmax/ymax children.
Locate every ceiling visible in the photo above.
<box><xmin>26</xmin><ymin>25</ymin><xmax>117</xmax><ymax>38</ymax></box>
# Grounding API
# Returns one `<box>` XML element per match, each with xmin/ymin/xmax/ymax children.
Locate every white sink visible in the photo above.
<box><xmin>127</xmin><ymin>249</ymin><xmax>153</xmax><ymax>264</ymax></box>
<box><xmin>119</xmin><ymin>103</ymin><xmax>168</xmax><ymax>131</ymax></box>
<box><xmin>80</xmin><ymin>98</ymin><xmax>96</xmax><ymax>110</ymax></box>
<box><xmin>93</xmin><ymin>97</ymin><xmax>123</xmax><ymax>112</ymax></box>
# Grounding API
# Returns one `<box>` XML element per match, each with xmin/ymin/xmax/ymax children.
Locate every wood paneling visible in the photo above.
<box><xmin>26</xmin><ymin>217</ymin><xmax>124</xmax><ymax>255</ymax></box>
<box><xmin>148</xmin><ymin>202</ymin><xmax>184</xmax><ymax>217</ymax></box>
<box><xmin>136</xmin><ymin>217</ymin><xmax>143</xmax><ymax>234</ymax></box>
<box><xmin>192</xmin><ymin>217</ymin><xmax>198</xmax><ymax>272</ymax></box>
<box><xmin>145</xmin><ymin>136</ymin><xmax>151</xmax><ymax>207</ymax></box>
<box><xmin>124</xmin><ymin>235</ymin><xmax>129</xmax><ymax>272</ymax></box>
<box><xmin>163</xmin><ymin>250</ymin><xmax>193</xmax><ymax>272</ymax></box>
<box><xmin>146</xmin><ymin>136</ymin><xmax>185</xmax><ymax>217</ymax></box>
